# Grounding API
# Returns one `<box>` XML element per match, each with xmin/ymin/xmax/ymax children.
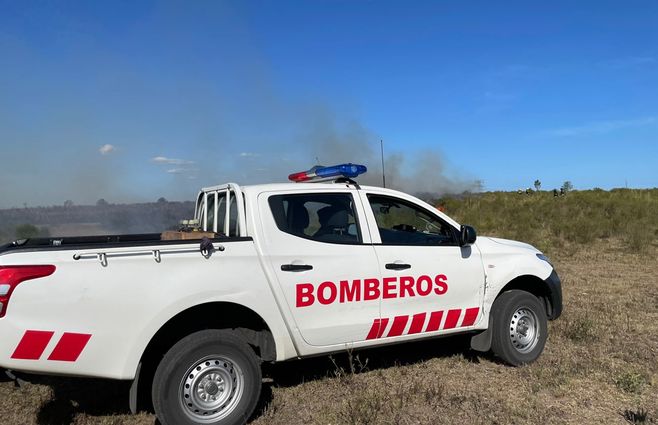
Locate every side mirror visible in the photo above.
<box><xmin>459</xmin><ymin>225</ymin><xmax>477</xmax><ymax>246</ymax></box>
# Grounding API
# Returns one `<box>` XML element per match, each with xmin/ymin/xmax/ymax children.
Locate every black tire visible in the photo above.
<box><xmin>152</xmin><ymin>329</ymin><xmax>262</xmax><ymax>425</ymax></box>
<box><xmin>490</xmin><ymin>290</ymin><xmax>548</xmax><ymax>366</ymax></box>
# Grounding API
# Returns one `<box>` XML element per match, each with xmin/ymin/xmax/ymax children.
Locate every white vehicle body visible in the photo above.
<box><xmin>0</xmin><ymin>179</ymin><xmax>562</xmax><ymax>421</ymax></box>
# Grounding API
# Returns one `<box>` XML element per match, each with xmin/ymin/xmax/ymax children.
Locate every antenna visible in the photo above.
<box><xmin>380</xmin><ymin>139</ymin><xmax>386</xmax><ymax>188</ymax></box>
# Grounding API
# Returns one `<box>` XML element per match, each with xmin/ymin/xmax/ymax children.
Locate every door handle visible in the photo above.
<box><xmin>281</xmin><ymin>264</ymin><xmax>313</xmax><ymax>272</ymax></box>
<box><xmin>385</xmin><ymin>263</ymin><xmax>411</xmax><ymax>270</ymax></box>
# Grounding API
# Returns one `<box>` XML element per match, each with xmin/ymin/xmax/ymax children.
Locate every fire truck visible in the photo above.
<box><xmin>0</xmin><ymin>164</ymin><xmax>562</xmax><ymax>425</ymax></box>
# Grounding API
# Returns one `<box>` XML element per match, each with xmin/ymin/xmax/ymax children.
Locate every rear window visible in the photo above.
<box><xmin>268</xmin><ymin>193</ymin><xmax>362</xmax><ymax>244</ymax></box>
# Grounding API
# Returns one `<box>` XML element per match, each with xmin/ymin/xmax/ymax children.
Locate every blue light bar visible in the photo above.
<box><xmin>289</xmin><ymin>163</ymin><xmax>367</xmax><ymax>182</ymax></box>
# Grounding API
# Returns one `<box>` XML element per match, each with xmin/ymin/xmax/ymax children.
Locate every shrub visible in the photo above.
<box><xmin>15</xmin><ymin>223</ymin><xmax>40</xmax><ymax>239</ymax></box>
<box><xmin>435</xmin><ymin>189</ymin><xmax>657</xmax><ymax>256</ymax></box>
<box><xmin>615</xmin><ymin>371</ymin><xmax>647</xmax><ymax>394</ymax></box>
<box><xmin>563</xmin><ymin>314</ymin><xmax>598</xmax><ymax>342</ymax></box>
<box><xmin>626</xmin><ymin>222</ymin><xmax>653</xmax><ymax>253</ymax></box>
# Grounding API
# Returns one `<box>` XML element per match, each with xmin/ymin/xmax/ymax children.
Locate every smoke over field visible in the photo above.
<box><xmin>0</xmin><ymin>201</ymin><xmax>195</xmax><ymax>245</ymax></box>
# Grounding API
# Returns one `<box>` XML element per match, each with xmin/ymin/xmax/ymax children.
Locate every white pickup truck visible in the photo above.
<box><xmin>0</xmin><ymin>164</ymin><xmax>562</xmax><ymax>425</ymax></box>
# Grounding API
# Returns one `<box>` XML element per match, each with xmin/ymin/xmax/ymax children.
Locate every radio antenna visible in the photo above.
<box><xmin>380</xmin><ymin>139</ymin><xmax>386</xmax><ymax>188</ymax></box>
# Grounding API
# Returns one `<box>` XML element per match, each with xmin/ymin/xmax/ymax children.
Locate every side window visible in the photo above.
<box><xmin>269</xmin><ymin>193</ymin><xmax>362</xmax><ymax>244</ymax></box>
<box><xmin>367</xmin><ymin>194</ymin><xmax>457</xmax><ymax>246</ymax></box>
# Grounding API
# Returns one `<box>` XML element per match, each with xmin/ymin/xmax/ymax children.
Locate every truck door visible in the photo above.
<box><xmin>359</xmin><ymin>191</ymin><xmax>485</xmax><ymax>341</ymax></box>
<box><xmin>258</xmin><ymin>190</ymin><xmax>381</xmax><ymax>347</ymax></box>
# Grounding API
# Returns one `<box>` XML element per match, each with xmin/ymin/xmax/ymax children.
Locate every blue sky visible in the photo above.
<box><xmin>1</xmin><ymin>1</ymin><xmax>657</xmax><ymax>207</ymax></box>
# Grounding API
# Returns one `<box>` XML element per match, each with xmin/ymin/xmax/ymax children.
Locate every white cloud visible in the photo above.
<box><xmin>239</xmin><ymin>152</ymin><xmax>260</xmax><ymax>158</ymax></box>
<box><xmin>151</xmin><ymin>155</ymin><xmax>198</xmax><ymax>179</ymax></box>
<box><xmin>151</xmin><ymin>156</ymin><xmax>195</xmax><ymax>165</ymax></box>
<box><xmin>549</xmin><ymin>117</ymin><xmax>657</xmax><ymax>137</ymax></box>
<box><xmin>99</xmin><ymin>144</ymin><xmax>115</xmax><ymax>155</ymax></box>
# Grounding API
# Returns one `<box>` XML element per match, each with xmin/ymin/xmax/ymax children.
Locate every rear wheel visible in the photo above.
<box><xmin>490</xmin><ymin>290</ymin><xmax>548</xmax><ymax>366</ymax></box>
<box><xmin>152</xmin><ymin>330</ymin><xmax>261</xmax><ymax>425</ymax></box>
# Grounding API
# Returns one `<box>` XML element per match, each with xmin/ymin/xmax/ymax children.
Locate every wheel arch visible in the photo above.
<box><xmin>471</xmin><ymin>274</ymin><xmax>556</xmax><ymax>353</ymax></box>
<box><xmin>496</xmin><ymin>274</ymin><xmax>557</xmax><ymax>319</ymax></box>
<box><xmin>130</xmin><ymin>301</ymin><xmax>276</xmax><ymax>414</ymax></box>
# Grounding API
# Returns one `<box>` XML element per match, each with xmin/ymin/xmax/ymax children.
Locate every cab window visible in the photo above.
<box><xmin>269</xmin><ymin>193</ymin><xmax>361</xmax><ymax>244</ymax></box>
<box><xmin>367</xmin><ymin>194</ymin><xmax>456</xmax><ymax>245</ymax></box>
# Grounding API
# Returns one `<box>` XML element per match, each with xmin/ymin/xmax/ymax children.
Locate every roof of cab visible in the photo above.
<box><xmin>198</xmin><ymin>180</ymin><xmax>413</xmax><ymax>201</ymax></box>
<box><xmin>201</xmin><ymin>180</ymin><xmax>365</xmax><ymax>194</ymax></box>
<box><xmin>242</xmin><ymin>181</ymin><xmax>362</xmax><ymax>194</ymax></box>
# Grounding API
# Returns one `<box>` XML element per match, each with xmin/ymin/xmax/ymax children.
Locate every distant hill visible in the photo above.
<box><xmin>0</xmin><ymin>200</ymin><xmax>195</xmax><ymax>244</ymax></box>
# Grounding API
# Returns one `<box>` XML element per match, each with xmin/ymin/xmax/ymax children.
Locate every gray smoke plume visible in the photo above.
<box><xmin>0</xmin><ymin>3</ymin><xmax>481</xmax><ymax>210</ymax></box>
<box><xmin>234</xmin><ymin>107</ymin><xmax>480</xmax><ymax>197</ymax></box>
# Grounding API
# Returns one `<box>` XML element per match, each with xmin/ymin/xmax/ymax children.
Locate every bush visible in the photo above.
<box><xmin>15</xmin><ymin>223</ymin><xmax>40</xmax><ymax>239</ymax></box>
<box><xmin>563</xmin><ymin>314</ymin><xmax>598</xmax><ymax>342</ymax></box>
<box><xmin>615</xmin><ymin>370</ymin><xmax>647</xmax><ymax>394</ymax></box>
<box><xmin>436</xmin><ymin>189</ymin><xmax>658</xmax><ymax>256</ymax></box>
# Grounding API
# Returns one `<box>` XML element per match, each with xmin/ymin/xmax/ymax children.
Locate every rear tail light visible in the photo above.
<box><xmin>0</xmin><ymin>265</ymin><xmax>55</xmax><ymax>318</ymax></box>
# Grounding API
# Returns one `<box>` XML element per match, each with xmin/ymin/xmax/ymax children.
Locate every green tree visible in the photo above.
<box><xmin>15</xmin><ymin>224</ymin><xmax>40</xmax><ymax>239</ymax></box>
<box><xmin>534</xmin><ymin>179</ymin><xmax>541</xmax><ymax>191</ymax></box>
<box><xmin>561</xmin><ymin>181</ymin><xmax>574</xmax><ymax>193</ymax></box>
<box><xmin>96</xmin><ymin>198</ymin><xmax>109</xmax><ymax>207</ymax></box>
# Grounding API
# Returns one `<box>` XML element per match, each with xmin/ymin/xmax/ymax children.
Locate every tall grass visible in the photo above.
<box><xmin>437</xmin><ymin>188</ymin><xmax>658</xmax><ymax>255</ymax></box>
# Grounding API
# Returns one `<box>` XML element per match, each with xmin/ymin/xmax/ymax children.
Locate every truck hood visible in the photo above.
<box><xmin>476</xmin><ymin>236</ymin><xmax>541</xmax><ymax>255</ymax></box>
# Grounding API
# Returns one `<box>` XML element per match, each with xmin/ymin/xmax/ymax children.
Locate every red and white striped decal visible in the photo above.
<box><xmin>48</xmin><ymin>333</ymin><xmax>92</xmax><ymax>362</ymax></box>
<box><xmin>365</xmin><ymin>318</ymin><xmax>389</xmax><ymax>339</ymax></box>
<box><xmin>366</xmin><ymin>307</ymin><xmax>480</xmax><ymax>340</ymax></box>
<box><xmin>10</xmin><ymin>330</ymin><xmax>54</xmax><ymax>360</ymax></box>
<box><xmin>11</xmin><ymin>330</ymin><xmax>92</xmax><ymax>362</ymax></box>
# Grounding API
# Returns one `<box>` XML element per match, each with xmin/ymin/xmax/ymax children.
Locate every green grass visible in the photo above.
<box><xmin>615</xmin><ymin>370</ymin><xmax>649</xmax><ymax>394</ymax></box>
<box><xmin>436</xmin><ymin>188</ymin><xmax>658</xmax><ymax>255</ymax></box>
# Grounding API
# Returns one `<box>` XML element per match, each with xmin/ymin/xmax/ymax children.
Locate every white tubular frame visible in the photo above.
<box><xmin>195</xmin><ymin>183</ymin><xmax>246</xmax><ymax>237</ymax></box>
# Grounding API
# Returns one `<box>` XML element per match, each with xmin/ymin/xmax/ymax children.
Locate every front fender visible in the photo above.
<box><xmin>472</xmin><ymin>268</ymin><xmax>563</xmax><ymax>352</ymax></box>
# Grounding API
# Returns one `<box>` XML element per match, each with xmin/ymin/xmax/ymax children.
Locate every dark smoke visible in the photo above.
<box><xmin>232</xmin><ymin>109</ymin><xmax>480</xmax><ymax>197</ymax></box>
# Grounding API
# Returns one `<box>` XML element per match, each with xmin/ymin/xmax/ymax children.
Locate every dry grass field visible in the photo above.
<box><xmin>1</xmin><ymin>190</ymin><xmax>656</xmax><ymax>424</ymax></box>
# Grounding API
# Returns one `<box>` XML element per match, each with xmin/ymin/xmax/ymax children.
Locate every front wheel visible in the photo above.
<box><xmin>152</xmin><ymin>329</ymin><xmax>262</xmax><ymax>425</ymax></box>
<box><xmin>490</xmin><ymin>290</ymin><xmax>548</xmax><ymax>366</ymax></box>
